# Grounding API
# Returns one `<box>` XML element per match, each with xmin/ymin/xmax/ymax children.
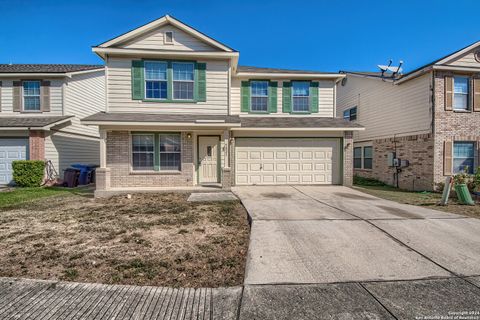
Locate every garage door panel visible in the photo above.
<box><xmin>235</xmin><ymin>138</ymin><xmax>340</xmax><ymax>186</ymax></box>
<box><xmin>0</xmin><ymin>139</ymin><xmax>28</xmax><ymax>186</ymax></box>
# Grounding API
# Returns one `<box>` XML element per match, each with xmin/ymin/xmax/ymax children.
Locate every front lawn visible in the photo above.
<box><xmin>0</xmin><ymin>187</ymin><xmax>87</xmax><ymax>208</ymax></box>
<box><xmin>0</xmin><ymin>192</ymin><xmax>250</xmax><ymax>287</ymax></box>
<box><xmin>355</xmin><ymin>185</ymin><xmax>480</xmax><ymax>218</ymax></box>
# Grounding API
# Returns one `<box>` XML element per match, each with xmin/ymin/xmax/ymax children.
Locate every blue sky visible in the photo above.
<box><xmin>0</xmin><ymin>0</ymin><xmax>479</xmax><ymax>73</ymax></box>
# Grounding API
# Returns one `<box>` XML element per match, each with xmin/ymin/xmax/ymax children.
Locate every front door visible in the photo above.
<box><xmin>198</xmin><ymin>136</ymin><xmax>220</xmax><ymax>184</ymax></box>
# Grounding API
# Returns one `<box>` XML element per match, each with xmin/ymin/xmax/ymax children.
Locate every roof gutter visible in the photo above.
<box><xmin>92</xmin><ymin>47</ymin><xmax>239</xmax><ymax>60</ymax></box>
<box><xmin>231</xmin><ymin>127</ymin><xmax>365</xmax><ymax>131</ymax></box>
<box><xmin>81</xmin><ymin>120</ymin><xmax>241</xmax><ymax>127</ymax></box>
<box><xmin>235</xmin><ymin>72</ymin><xmax>345</xmax><ymax>80</ymax></box>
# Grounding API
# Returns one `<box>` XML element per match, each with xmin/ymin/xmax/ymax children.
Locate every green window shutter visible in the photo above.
<box><xmin>131</xmin><ymin>60</ymin><xmax>144</xmax><ymax>100</ymax></box>
<box><xmin>241</xmin><ymin>81</ymin><xmax>250</xmax><ymax>112</ymax></box>
<box><xmin>268</xmin><ymin>81</ymin><xmax>277</xmax><ymax>113</ymax></box>
<box><xmin>310</xmin><ymin>82</ymin><xmax>319</xmax><ymax>113</ymax></box>
<box><xmin>195</xmin><ymin>63</ymin><xmax>207</xmax><ymax>102</ymax></box>
<box><xmin>282</xmin><ymin>82</ymin><xmax>292</xmax><ymax>113</ymax></box>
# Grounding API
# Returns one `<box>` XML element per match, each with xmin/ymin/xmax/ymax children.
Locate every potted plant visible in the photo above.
<box><xmin>453</xmin><ymin>167</ymin><xmax>475</xmax><ymax>205</ymax></box>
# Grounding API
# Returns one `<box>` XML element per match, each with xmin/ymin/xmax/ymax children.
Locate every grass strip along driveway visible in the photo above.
<box><xmin>0</xmin><ymin>191</ymin><xmax>249</xmax><ymax>288</ymax></box>
<box><xmin>355</xmin><ymin>184</ymin><xmax>480</xmax><ymax>218</ymax></box>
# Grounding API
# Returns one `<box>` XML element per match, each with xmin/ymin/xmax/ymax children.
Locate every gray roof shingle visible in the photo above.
<box><xmin>83</xmin><ymin>112</ymin><xmax>241</xmax><ymax>123</ymax></box>
<box><xmin>82</xmin><ymin>112</ymin><xmax>362</xmax><ymax>129</ymax></box>
<box><xmin>237</xmin><ymin>66</ymin><xmax>336</xmax><ymax>75</ymax></box>
<box><xmin>0</xmin><ymin>64</ymin><xmax>104</xmax><ymax>73</ymax></box>
<box><xmin>0</xmin><ymin>116</ymin><xmax>73</xmax><ymax>128</ymax></box>
<box><xmin>240</xmin><ymin>117</ymin><xmax>363</xmax><ymax>128</ymax></box>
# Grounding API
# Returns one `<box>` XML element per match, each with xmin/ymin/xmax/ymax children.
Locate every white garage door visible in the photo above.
<box><xmin>235</xmin><ymin>138</ymin><xmax>341</xmax><ymax>185</ymax></box>
<box><xmin>0</xmin><ymin>139</ymin><xmax>28</xmax><ymax>185</ymax></box>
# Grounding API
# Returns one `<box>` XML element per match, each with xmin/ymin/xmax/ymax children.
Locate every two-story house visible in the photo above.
<box><xmin>336</xmin><ymin>41</ymin><xmax>480</xmax><ymax>191</ymax></box>
<box><xmin>82</xmin><ymin>15</ymin><xmax>363</xmax><ymax>196</ymax></box>
<box><xmin>0</xmin><ymin>64</ymin><xmax>105</xmax><ymax>185</ymax></box>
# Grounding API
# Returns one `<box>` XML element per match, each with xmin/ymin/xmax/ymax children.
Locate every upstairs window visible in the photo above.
<box><xmin>453</xmin><ymin>142</ymin><xmax>474</xmax><ymax>174</ymax></box>
<box><xmin>145</xmin><ymin>61</ymin><xmax>167</xmax><ymax>100</ymax></box>
<box><xmin>292</xmin><ymin>81</ymin><xmax>310</xmax><ymax>112</ymax></box>
<box><xmin>453</xmin><ymin>76</ymin><xmax>469</xmax><ymax>111</ymax></box>
<box><xmin>250</xmin><ymin>81</ymin><xmax>268</xmax><ymax>112</ymax></box>
<box><xmin>343</xmin><ymin>106</ymin><xmax>357</xmax><ymax>121</ymax></box>
<box><xmin>23</xmin><ymin>81</ymin><xmax>41</xmax><ymax>111</ymax></box>
<box><xmin>173</xmin><ymin>62</ymin><xmax>194</xmax><ymax>100</ymax></box>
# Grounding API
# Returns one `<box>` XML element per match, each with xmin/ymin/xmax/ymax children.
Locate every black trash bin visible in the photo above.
<box><xmin>63</xmin><ymin>168</ymin><xmax>80</xmax><ymax>188</ymax></box>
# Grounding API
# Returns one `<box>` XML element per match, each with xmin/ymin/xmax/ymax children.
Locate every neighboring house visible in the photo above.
<box><xmin>81</xmin><ymin>15</ymin><xmax>363</xmax><ymax>196</ymax></box>
<box><xmin>0</xmin><ymin>64</ymin><xmax>105</xmax><ymax>185</ymax></box>
<box><xmin>337</xmin><ymin>41</ymin><xmax>480</xmax><ymax>191</ymax></box>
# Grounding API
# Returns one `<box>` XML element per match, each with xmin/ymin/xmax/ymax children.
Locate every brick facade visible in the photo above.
<box><xmin>343</xmin><ymin>131</ymin><xmax>354</xmax><ymax>186</ymax></box>
<box><xmin>106</xmin><ymin>131</ymin><xmax>194</xmax><ymax>188</ymax></box>
<box><xmin>433</xmin><ymin>70</ymin><xmax>480</xmax><ymax>187</ymax></box>
<box><xmin>354</xmin><ymin>134</ymin><xmax>435</xmax><ymax>191</ymax></box>
<box><xmin>29</xmin><ymin>130</ymin><xmax>45</xmax><ymax>160</ymax></box>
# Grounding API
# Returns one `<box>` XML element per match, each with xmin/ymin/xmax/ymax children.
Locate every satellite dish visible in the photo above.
<box><xmin>377</xmin><ymin>60</ymin><xmax>403</xmax><ymax>78</ymax></box>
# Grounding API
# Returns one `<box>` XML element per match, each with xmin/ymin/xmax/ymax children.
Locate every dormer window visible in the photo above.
<box><xmin>164</xmin><ymin>31</ymin><xmax>174</xmax><ymax>44</ymax></box>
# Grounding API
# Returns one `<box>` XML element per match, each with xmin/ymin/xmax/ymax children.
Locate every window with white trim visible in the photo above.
<box><xmin>159</xmin><ymin>134</ymin><xmax>181</xmax><ymax>171</ymax></box>
<box><xmin>292</xmin><ymin>81</ymin><xmax>310</xmax><ymax>112</ymax></box>
<box><xmin>453</xmin><ymin>141</ymin><xmax>474</xmax><ymax>174</ymax></box>
<box><xmin>173</xmin><ymin>62</ymin><xmax>194</xmax><ymax>100</ymax></box>
<box><xmin>354</xmin><ymin>147</ymin><xmax>362</xmax><ymax>169</ymax></box>
<box><xmin>453</xmin><ymin>76</ymin><xmax>469</xmax><ymax>110</ymax></box>
<box><xmin>23</xmin><ymin>81</ymin><xmax>41</xmax><ymax>111</ymax></box>
<box><xmin>132</xmin><ymin>134</ymin><xmax>155</xmax><ymax>170</ymax></box>
<box><xmin>250</xmin><ymin>81</ymin><xmax>268</xmax><ymax>112</ymax></box>
<box><xmin>145</xmin><ymin>61</ymin><xmax>168</xmax><ymax>100</ymax></box>
<box><xmin>363</xmin><ymin>146</ymin><xmax>373</xmax><ymax>169</ymax></box>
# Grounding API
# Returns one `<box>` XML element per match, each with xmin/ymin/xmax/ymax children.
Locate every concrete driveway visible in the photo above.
<box><xmin>232</xmin><ymin>185</ymin><xmax>480</xmax><ymax>319</ymax></box>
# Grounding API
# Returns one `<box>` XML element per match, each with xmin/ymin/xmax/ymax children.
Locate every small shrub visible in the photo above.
<box><xmin>12</xmin><ymin>160</ymin><xmax>45</xmax><ymax>187</ymax></box>
<box><xmin>353</xmin><ymin>175</ymin><xmax>386</xmax><ymax>187</ymax></box>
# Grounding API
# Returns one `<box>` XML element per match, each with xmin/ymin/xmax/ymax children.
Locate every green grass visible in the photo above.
<box><xmin>355</xmin><ymin>185</ymin><xmax>480</xmax><ymax>218</ymax></box>
<box><xmin>0</xmin><ymin>187</ymin><xmax>88</xmax><ymax>208</ymax></box>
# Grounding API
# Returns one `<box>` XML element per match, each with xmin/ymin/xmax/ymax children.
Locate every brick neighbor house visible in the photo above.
<box><xmin>336</xmin><ymin>41</ymin><xmax>480</xmax><ymax>191</ymax></box>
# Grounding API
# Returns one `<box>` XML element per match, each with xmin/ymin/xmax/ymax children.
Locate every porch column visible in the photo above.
<box><xmin>222</xmin><ymin>129</ymin><xmax>232</xmax><ymax>190</ymax></box>
<box><xmin>95</xmin><ymin>128</ymin><xmax>110</xmax><ymax>195</ymax></box>
<box><xmin>343</xmin><ymin>131</ymin><xmax>354</xmax><ymax>187</ymax></box>
<box><xmin>28</xmin><ymin>130</ymin><xmax>45</xmax><ymax>160</ymax></box>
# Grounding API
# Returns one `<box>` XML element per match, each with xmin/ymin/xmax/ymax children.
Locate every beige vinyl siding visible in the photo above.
<box><xmin>336</xmin><ymin>73</ymin><xmax>432</xmax><ymax>141</ymax></box>
<box><xmin>45</xmin><ymin>131</ymin><xmax>100</xmax><ymax>174</ymax></box>
<box><xmin>107</xmin><ymin>57</ymin><xmax>229</xmax><ymax>114</ymax></box>
<box><xmin>446</xmin><ymin>51</ymin><xmax>480</xmax><ymax>68</ymax></box>
<box><xmin>63</xmin><ymin>70</ymin><xmax>105</xmax><ymax>137</ymax></box>
<box><xmin>230</xmin><ymin>78</ymin><xmax>335</xmax><ymax>117</ymax></box>
<box><xmin>0</xmin><ymin>79</ymin><xmax>63</xmax><ymax>115</ymax></box>
<box><xmin>121</xmin><ymin>25</ymin><xmax>217</xmax><ymax>51</ymax></box>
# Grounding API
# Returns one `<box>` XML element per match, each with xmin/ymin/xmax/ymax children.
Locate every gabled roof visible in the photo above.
<box><xmin>0</xmin><ymin>64</ymin><xmax>103</xmax><ymax>74</ymax></box>
<box><xmin>340</xmin><ymin>40</ymin><xmax>480</xmax><ymax>83</ymax></box>
<box><xmin>96</xmin><ymin>15</ymin><xmax>235</xmax><ymax>52</ymax></box>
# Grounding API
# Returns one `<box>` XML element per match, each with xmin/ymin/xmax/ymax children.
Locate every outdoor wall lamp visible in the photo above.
<box><xmin>187</xmin><ymin>133</ymin><xmax>192</xmax><ymax>139</ymax></box>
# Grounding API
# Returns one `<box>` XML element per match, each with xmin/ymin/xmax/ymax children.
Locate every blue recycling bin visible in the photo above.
<box><xmin>71</xmin><ymin>164</ymin><xmax>98</xmax><ymax>185</ymax></box>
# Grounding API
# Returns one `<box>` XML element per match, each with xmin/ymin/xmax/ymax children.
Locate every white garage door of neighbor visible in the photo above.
<box><xmin>0</xmin><ymin>139</ymin><xmax>28</xmax><ymax>185</ymax></box>
<box><xmin>235</xmin><ymin>138</ymin><xmax>341</xmax><ymax>185</ymax></box>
